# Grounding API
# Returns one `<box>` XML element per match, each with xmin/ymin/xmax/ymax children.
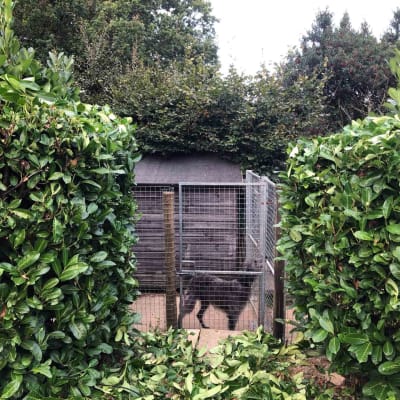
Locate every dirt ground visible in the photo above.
<box><xmin>131</xmin><ymin>293</ymin><xmax>297</xmax><ymax>342</ymax></box>
<box><xmin>131</xmin><ymin>293</ymin><xmax>269</xmax><ymax>332</ymax></box>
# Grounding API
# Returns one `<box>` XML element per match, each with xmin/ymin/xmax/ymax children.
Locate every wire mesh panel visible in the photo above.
<box><xmin>245</xmin><ymin>173</ymin><xmax>265</xmax><ymax>261</ymax></box>
<box><xmin>262</xmin><ymin>175</ymin><xmax>278</xmax><ymax>329</ymax></box>
<box><xmin>131</xmin><ymin>185</ymin><xmax>179</xmax><ymax>331</ymax></box>
<box><xmin>132</xmin><ymin>185</ymin><xmax>175</xmax><ymax>289</ymax></box>
<box><xmin>178</xmin><ymin>269</ymin><xmax>263</xmax><ymax>331</ymax></box>
<box><xmin>132</xmin><ymin>176</ymin><xmax>278</xmax><ymax>333</ymax></box>
<box><xmin>245</xmin><ymin>171</ymin><xmax>278</xmax><ymax>330</ymax></box>
<box><xmin>178</xmin><ymin>183</ymin><xmax>270</xmax><ymax>331</ymax></box>
<box><xmin>178</xmin><ymin>184</ymin><xmax>244</xmax><ymax>271</ymax></box>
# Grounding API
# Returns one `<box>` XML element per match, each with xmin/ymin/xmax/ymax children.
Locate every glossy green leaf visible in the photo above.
<box><xmin>101</xmin><ymin>375</ymin><xmax>122</xmax><ymax>386</ymax></box>
<box><xmin>20</xmin><ymin>80</ymin><xmax>40</xmax><ymax>91</ymax></box>
<box><xmin>69</xmin><ymin>321</ymin><xmax>87</xmax><ymax>340</ymax></box>
<box><xmin>383</xmin><ymin>341</ymin><xmax>394</xmax><ymax>357</ymax></box>
<box><xmin>319</xmin><ymin>316</ymin><xmax>334</xmax><ymax>335</ymax></box>
<box><xmin>392</xmin><ymin>247</ymin><xmax>400</xmax><ymax>262</ymax></box>
<box><xmin>42</xmin><ymin>288</ymin><xmax>62</xmax><ymax>301</ymax></box>
<box><xmin>385</xmin><ymin>278</ymin><xmax>399</xmax><ymax>297</ymax></box>
<box><xmin>32</xmin><ymin>363</ymin><xmax>52</xmax><ymax>378</ymax></box>
<box><xmin>1</xmin><ymin>374</ymin><xmax>23</xmax><ymax>399</ymax></box>
<box><xmin>353</xmin><ymin>230</ymin><xmax>374</xmax><ymax>241</ymax></box>
<box><xmin>192</xmin><ymin>385</ymin><xmax>223</xmax><ymax>400</ymax></box>
<box><xmin>90</xmin><ymin>251</ymin><xmax>108</xmax><ymax>263</ymax></box>
<box><xmin>4</xmin><ymin>74</ymin><xmax>23</xmax><ymax>91</ymax></box>
<box><xmin>10</xmin><ymin>209</ymin><xmax>32</xmax><ymax>219</ymax></box>
<box><xmin>21</xmin><ymin>340</ymin><xmax>42</xmax><ymax>362</ymax></box>
<box><xmin>383</xmin><ymin>196</ymin><xmax>394</xmax><ymax>219</ymax></box>
<box><xmin>328</xmin><ymin>337</ymin><xmax>340</xmax><ymax>354</ymax></box>
<box><xmin>372</xmin><ymin>345</ymin><xmax>383</xmax><ymax>365</ymax></box>
<box><xmin>60</xmin><ymin>262</ymin><xmax>89</xmax><ymax>281</ymax></box>
<box><xmin>350</xmin><ymin>342</ymin><xmax>372</xmax><ymax>363</ymax></box>
<box><xmin>339</xmin><ymin>333</ymin><xmax>370</xmax><ymax>345</ymax></box>
<box><xmin>48</xmin><ymin>172</ymin><xmax>64</xmax><ymax>181</ymax></box>
<box><xmin>378</xmin><ymin>359</ymin><xmax>400</xmax><ymax>375</ymax></box>
<box><xmin>289</xmin><ymin>229</ymin><xmax>302</xmax><ymax>242</ymax></box>
<box><xmin>363</xmin><ymin>380</ymin><xmax>393</xmax><ymax>400</ymax></box>
<box><xmin>87</xmin><ymin>203</ymin><xmax>98</xmax><ymax>214</ymax></box>
<box><xmin>47</xmin><ymin>331</ymin><xmax>65</xmax><ymax>340</ymax></box>
<box><xmin>12</xmin><ymin>229</ymin><xmax>26</xmax><ymax>248</ymax></box>
<box><xmin>52</xmin><ymin>218</ymin><xmax>64</xmax><ymax>242</ymax></box>
<box><xmin>40</xmin><ymin>251</ymin><xmax>56</xmax><ymax>264</ymax></box>
<box><xmin>311</xmin><ymin>329</ymin><xmax>328</xmax><ymax>343</ymax></box>
<box><xmin>0</xmin><ymin>262</ymin><xmax>14</xmax><ymax>273</ymax></box>
<box><xmin>42</xmin><ymin>278</ymin><xmax>60</xmax><ymax>291</ymax></box>
<box><xmin>17</xmin><ymin>251</ymin><xmax>40</xmax><ymax>270</ymax></box>
<box><xmin>387</xmin><ymin>224</ymin><xmax>400</xmax><ymax>235</ymax></box>
<box><xmin>389</xmin><ymin>263</ymin><xmax>400</xmax><ymax>280</ymax></box>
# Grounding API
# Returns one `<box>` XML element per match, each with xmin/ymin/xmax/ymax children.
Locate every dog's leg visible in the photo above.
<box><xmin>197</xmin><ymin>301</ymin><xmax>210</xmax><ymax>329</ymax></box>
<box><xmin>227</xmin><ymin>311</ymin><xmax>239</xmax><ymax>331</ymax></box>
<box><xmin>179</xmin><ymin>293</ymin><xmax>196</xmax><ymax>322</ymax></box>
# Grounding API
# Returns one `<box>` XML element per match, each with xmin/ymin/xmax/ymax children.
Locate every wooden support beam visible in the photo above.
<box><xmin>163</xmin><ymin>191</ymin><xmax>177</xmax><ymax>329</ymax></box>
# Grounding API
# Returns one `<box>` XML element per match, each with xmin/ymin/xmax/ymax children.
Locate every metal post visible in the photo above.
<box><xmin>273</xmin><ymin>191</ymin><xmax>285</xmax><ymax>341</ymax></box>
<box><xmin>245</xmin><ymin>171</ymin><xmax>252</xmax><ymax>260</ymax></box>
<box><xmin>258</xmin><ymin>181</ymin><xmax>267</xmax><ymax>327</ymax></box>
<box><xmin>259</xmin><ymin>181</ymin><xmax>267</xmax><ymax>260</ymax></box>
<box><xmin>258</xmin><ymin>262</ymin><xmax>266</xmax><ymax>327</ymax></box>
<box><xmin>178</xmin><ymin>184</ymin><xmax>183</xmax><ymax>270</ymax></box>
<box><xmin>178</xmin><ymin>184</ymin><xmax>184</xmax><ymax>328</ymax></box>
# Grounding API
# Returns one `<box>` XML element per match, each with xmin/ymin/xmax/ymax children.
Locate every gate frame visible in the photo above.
<box><xmin>177</xmin><ymin>180</ymin><xmax>274</xmax><ymax>330</ymax></box>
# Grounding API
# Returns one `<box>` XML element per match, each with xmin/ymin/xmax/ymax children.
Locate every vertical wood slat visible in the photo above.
<box><xmin>163</xmin><ymin>191</ymin><xmax>178</xmax><ymax>328</ymax></box>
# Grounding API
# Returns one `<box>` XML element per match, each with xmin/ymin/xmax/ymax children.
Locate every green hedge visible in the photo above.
<box><xmin>279</xmin><ymin>107</ymin><xmax>400</xmax><ymax>398</ymax></box>
<box><xmin>111</xmin><ymin>60</ymin><xmax>328</xmax><ymax>177</ymax></box>
<box><xmin>0</xmin><ymin>1</ymin><xmax>139</xmax><ymax>397</ymax></box>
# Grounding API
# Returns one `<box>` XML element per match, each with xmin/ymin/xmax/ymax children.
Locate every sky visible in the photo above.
<box><xmin>210</xmin><ymin>1</ymin><xmax>400</xmax><ymax>75</ymax></box>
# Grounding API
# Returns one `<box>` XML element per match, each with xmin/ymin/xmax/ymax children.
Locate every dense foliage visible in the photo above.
<box><xmin>111</xmin><ymin>59</ymin><xmax>328</xmax><ymax>175</ymax></box>
<box><xmin>279</xmin><ymin>55</ymin><xmax>400</xmax><ymax>399</ymax></box>
<box><xmin>13</xmin><ymin>0</ymin><xmax>218</xmax><ymax>104</ymax></box>
<box><xmin>0</xmin><ymin>1</ymin><xmax>140</xmax><ymax>397</ymax></box>
<box><xmin>283</xmin><ymin>9</ymin><xmax>395</xmax><ymax>132</ymax></box>
<box><xmin>13</xmin><ymin>2</ymin><xmax>400</xmax><ymax>175</ymax></box>
<box><xmin>9</xmin><ymin>1</ymin><xmax>326</xmax><ymax>175</ymax></box>
<box><xmin>96</xmin><ymin>327</ymin><xmax>345</xmax><ymax>399</ymax></box>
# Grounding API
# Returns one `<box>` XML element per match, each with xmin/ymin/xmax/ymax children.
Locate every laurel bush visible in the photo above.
<box><xmin>0</xmin><ymin>1</ymin><xmax>139</xmax><ymax>397</ymax></box>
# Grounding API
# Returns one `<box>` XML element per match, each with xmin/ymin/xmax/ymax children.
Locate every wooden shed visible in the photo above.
<box><xmin>133</xmin><ymin>153</ymin><xmax>243</xmax><ymax>290</ymax></box>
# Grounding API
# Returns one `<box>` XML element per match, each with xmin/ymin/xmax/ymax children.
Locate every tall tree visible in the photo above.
<box><xmin>283</xmin><ymin>9</ymin><xmax>393</xmax><ymax>131</ymax></box>
<box><xmin>382</xmin><ymin>8</ymin><xmax>400</xmax><ymax>44</ymax></box>
<box><xmin>13</xmin><ymin>0</ymin><xmax>218</xmax><ymax>103</ymax></box>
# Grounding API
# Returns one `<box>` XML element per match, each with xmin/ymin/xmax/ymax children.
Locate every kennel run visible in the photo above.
<box><xmin>132</xmin><ymin>154</ymin><xmax>282</xmax><ymax>335</ymax></box>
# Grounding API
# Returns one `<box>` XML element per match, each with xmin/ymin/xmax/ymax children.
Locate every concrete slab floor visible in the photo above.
<box><xmin>194</xmin><ymin>329</ymin><xmax>242</xmax><ymax>352</ymax></box>
<box><xmin>186</xmin><ymin>329</ymin><xmax>200</xmax><ymax>347</ymax></box>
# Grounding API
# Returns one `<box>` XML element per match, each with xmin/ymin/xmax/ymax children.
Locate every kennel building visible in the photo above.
<box><xmin>132</xmin><ymin>153</ymin><xmax>278</xmax><ymax>332</ymax></box>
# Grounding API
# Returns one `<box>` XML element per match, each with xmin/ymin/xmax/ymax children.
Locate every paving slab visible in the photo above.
<box><xmin>196</xmin><ymin>329</ymin><xmax>242</xmax><ymax>351</ymax></box>
<box><xmin>186</xmin><ymin>329</ymin><xmax>200</xmax><ymax>347</ymax></box>
<box><xmin>329</xmin><ymin>373</ymin><xmax>345</xmax><ymax>386</ymax></box>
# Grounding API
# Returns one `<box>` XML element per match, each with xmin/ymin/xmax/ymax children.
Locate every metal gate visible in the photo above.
<box><xmin>177</xmin><ymin>173</ymin><xmax>277</xmax><ymax>331</ymax></box>
<box><xmin>246</xmin><ymin>170</ymin><xmax>278</xmax><ymax>324</ymax></box>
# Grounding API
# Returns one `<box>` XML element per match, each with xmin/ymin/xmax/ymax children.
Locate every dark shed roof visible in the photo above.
<box><xmin>135</xmin><ymin>153</ymin><xmax>242</xmax><ymax>184</ymax></box>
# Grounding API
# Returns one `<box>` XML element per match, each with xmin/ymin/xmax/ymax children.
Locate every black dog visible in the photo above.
<box><xmin>179</xmin><ymin>259</ymin><xmax>261</xmax><ymax>330</ymax></box>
